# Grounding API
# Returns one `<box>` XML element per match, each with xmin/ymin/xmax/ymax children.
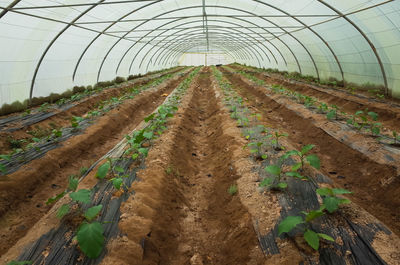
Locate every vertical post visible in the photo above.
<box><xmin>205</xmin><ymin>53</ymin><xmax>207</xmax><ymax>66</ymax></box>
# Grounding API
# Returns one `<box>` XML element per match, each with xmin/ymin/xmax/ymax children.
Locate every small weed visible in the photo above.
<box><xmin>228</xmin><ymin>184</ymin><xmax>238</xmax><ymax>195</ymax></box>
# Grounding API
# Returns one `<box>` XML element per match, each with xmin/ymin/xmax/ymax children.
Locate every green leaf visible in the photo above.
<box><xmin>305</xmin><ymin>210</ymin><xmax>324</xmax><ymax>222</ymax></box>
<box><xmin>143</xmin><ymin>131</ymin><xmax>153</xmax><ymax>140</ymax></box>
<box><xmin>304</xmin><ymin>229</ymin><xmax>319</xmax><ymax>250</ymax></box>
<box><xmin>265</xmin><ymin>165</ymin><xmax>281</xmax><ymax>176</ymax></box>
<box><xmin>46</xmin><ymin>191</ymin><xmax>66</xmax><ymax>205</ymax></box>
<box><xmin>131</xmin><ymin>153</ymin><xmax>139</xmax><ymax>160</ymax></box>
<box><xmin>278</xmin><ymin>216</ymin><xmax>303</xmax><ymax>235</ymax></box>
<box><xmin>316</xmin><ymin>187</ymin><xmax>334</xmax><ymax>196</ymax></box>
<box><xmin>332</xmin><ymin>188</ymin><xmax>352</xmax><ymax>195</ymax></box>
<box><xmin>68</xmin><ymin>176</ymin><xmax>79</xmax><ymax>191</ymax></box>
<box><xmin>277</xmin><ymin>182</ymin><xmax>288</xmax><ymax>189</ymax></box>
<box><xmin>306</xmin><ymin>154</ymin><xmax>320</xmax><ymax>169</ymax></box>
<box><xmin>96</xmin><ymin>161</ymin><xmax>110</xmax><ymax>179</ymax></box>
<box><xmin>259</xmin><ymin>177</ymin><xmax>273</xmax><ymax>187</ymax></box>
<box><xmin>32</xmin><ymin>137</ymin><xmax>40</xmax><ymax>142</ymax></box>
<box><xmin>368</xmin><ymin>111</ymin><xmax>378</xmax><ymax>121</ymax></box>
<box><xmin>144</xmin><ymin>113</ymin><xmax>155</xmax><ymax>122</ymax></box>
<box><xmin>282</xmin><ymin>150</ymin><xmax>299</xmax><ymax>160</ymax></box>
<box><xmin>261</xmin><ymin>154</ymin><xmax>268</xmax><ymax>160</ymax></box>
<box><xmin>326</xmin><ymin>110</ymin><xmax>335</xmax><ymax>120</ymax></box>
<box><xmin>301</xmin><ymin>144</ymin><xmax>314</xmax><ymax>155</ymax></box>
<box><xmin>56</xmin><ymin>204</ymin><xmax>70</xmax><ymax>219</ymax></box>
<box><xmin>0</xmin><ymin>154</ymin><xmax>12</xmax><ymax>161</ymax></box>
<box><xmin>6</xmin><ymin>261</ymin><xmax>32</xmax><ymax>265</ymax></box>
<box><xmin>70</xmin><ymin>189</ymin><xmax>91</xmax><ymax>204</ymax></box>
<box><xmin>318</xmin><ymin>233</ymin><xmax>335</xmax><ymax>242</ymax></box>
<box><xmin>112</xmin><ymin>178</ymin><xmax>123</xmax><ymax>190</ymax></box>
<box><xmin>339</xmin><ymin>198</ymin><xmax>351</xmax><ymax>205</ymax></box>
<box><xmin>138</xmin><ymin>148</ymin><xmax>148</xmax><ymax>157</ymax></box>
<box><xmin>77</xmin><ymin>222</ymin><xmax>104</xmax><ymax>258</ymax></box>
<box><xmin>355</xmin><ymin>110</ymin><xmax>364</xmax><ymax>116</ymax></box>
<box><xmin>84</xmin><ymin>205</ymin><xmax>103</xmax><ymax>221</ymax></box>
<box><xmin>291</xmin><ymin>162</ymin><xmax>302</xmax><ymax>171</ymax></box>
<box><xmin>323</xmin><ymin>196</ymin><xmax>340</xmax><ymax>213</ymax></box>
<box><xmin>114</xmin><ymin>166</ymin><xmax>125</xmax><ymax>173</ymax></box>
<box><xmin>250</xmin><ymin>149</ymin><xmax>258</xmax><ymax>154</ymax></box>
<box><xmin>0</xmin><ymin>164</ymin><xmax>7</xmax><ymax>174</ymax></box>
<box><xmin>285</xmin><ymin>171</ymin><xmax>304</xmax><ymax>179</ymax></box>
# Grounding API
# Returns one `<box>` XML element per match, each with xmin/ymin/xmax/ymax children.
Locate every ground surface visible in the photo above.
<box><xmin>1</xmin><ymin>67</ymin><xmax>400</xmax><ymax>265</ymax></box>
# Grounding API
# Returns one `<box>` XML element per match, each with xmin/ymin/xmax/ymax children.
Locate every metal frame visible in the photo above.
<box><xmin>0</xmin><ymin>0</ymin><xmax>394</xmax><ymax>98</ymax></box>
<box><xmin>94</xmin><ymin>5</ymin><xmax>306</xmax><ymax>82</ymax></box>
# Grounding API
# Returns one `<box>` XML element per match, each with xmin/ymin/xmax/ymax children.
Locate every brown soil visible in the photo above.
<box><xmin>0</xmin><ymin>68</ymin><xmax>184</xmax><ymax>154</ymax></box>
<box><xmin>103</xmin><ymin>68</ymin><xmax>265</xmax><ymax>265</ymax></box>
<box><xmin>220</xmin><ymin>68</ymin><xmax>400</xmax><ymax>236</ymax></box>
<box><xmin>228</xmin><ymin>64</ymin><xmax>400</xmax><ymax>132</ymax></box>
<box><xmin>0</xmin><ymin>72</ymin><xmax>190</xmax><ymax>257</ymax></box>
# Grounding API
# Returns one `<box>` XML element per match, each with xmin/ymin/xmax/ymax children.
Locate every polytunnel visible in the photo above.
<box><xmin>1</xmin><ymin>1</ymin><xmax>400</xmax><ymax>265</ymax></box>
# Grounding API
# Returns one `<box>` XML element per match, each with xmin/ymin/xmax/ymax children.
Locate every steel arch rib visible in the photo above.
<box><xmin>134</xmin><ymin>19</ymin><xmax>282</xmax><ymax>72</ymax></box>
<box><xmin>252</xmin><ymin>0</ymin><xmax>344</xmax><ymax>82</ymax></box>
<box><xmin>0</xmin><ymin>0</ymin><xmax>21</xmax><ymax>19</ymax></box>
<box><xmin>133</xmin><ymin>25</ymin><xmax>269</xmax><ymax>70</ymax></box>
<box><xmin>118</xmin><ymin>18</ymin><xmax>270</xmax><ymax>74</ymax></box>
<box><xmin>154</xmin><ymin>34</ymin><xmax>252</xmax><ymax>68</ymax></box>
<box><xmin>144</xmin><ymin>29</ymin><xmax>248</xmax><ymax>70</ymax></box>
<box><xmin>118</xmin><ymin>18</ymin><xmax>279</xmax><ymax>75</ymax></box>
<box><xmin>29</xmin><ymin>0</ymin><xmax>106</xmax><ymax>100</ymax></box>
<box><xmin>72</xmin><ymin>0</ymin><xmax>163</xmax><ymax>81</ymax></box>
<box><xmin>147</xmin><ymin>30</ymin><xmax>260</xmax><ymax>70</ymax></box>
<box><xmin>317</xmin><ymin>0</ymin><xmax>389</xmax><ymax>95</ymax></box>
<box><xmin>158</xmin><ymin>32</ymin><xmax>261</xmax><ymax>67</ymax></box>
<box><xmin>95</xmin><ymin>5</ymin><xmax>305</xmax><ymax>82</ymax></box>
<box><xmin>161</xmin><ymin>42</ymin><xmax>240</xmax><ymax>69</ymax></box>
<box><xmin>160</xmin><ymin>32</ymin><xmax>257</xmax><ymax>67</ymax></box>
<box><xmin>153</xmin><ymin>35</ymin><xmax>248</xmax><ymax>68</ymax></box>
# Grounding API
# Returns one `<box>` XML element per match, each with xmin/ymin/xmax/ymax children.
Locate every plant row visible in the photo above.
<box><xmin>0</xmin><ymin>67</ymin><xmax>183</xmax><ymax>117</ymax></box>
<box><xmin>231</xmin><ymin>67</ymin><xmax>400</xmax><ymax>146</ymax></box>
<box><xmin>39</xmin><ymin>67</ymin><xmax>201</xmax><ymax>261</ymax></box>
<box><xmin>212</xmin><ymin>66</ymin><xmax>351</xmax><ymax>251</ymax></box>
<box><xmin>0</xmin><ymin>69</ymin><xmax>189</xmax><ymax>175</ymax></box>
<box><xmin>232</xmin><ymin>63</ymin><xmax>386</xmax><ymax>99</ymax></box>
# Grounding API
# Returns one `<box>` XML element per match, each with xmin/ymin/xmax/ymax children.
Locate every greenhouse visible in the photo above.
<box><xmin>0</xmin><ymin>0</ymin><xmax>400</xmax><ymax>264</ymax></box>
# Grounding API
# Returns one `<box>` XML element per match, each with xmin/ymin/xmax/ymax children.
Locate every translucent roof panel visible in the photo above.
<box><xmin>1</xmin><ymin>0</ymin><xmax>400</xmax><ymax>106</ymax></box>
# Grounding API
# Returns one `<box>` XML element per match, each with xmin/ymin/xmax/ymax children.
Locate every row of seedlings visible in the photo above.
<box><xmin>213</xmin><ymin>66</ymin><xmax>350</xmax><ymax>251</ymax></box>
<box><xmin>229</xmin><ymin>66</ymin><xmax>400</xmax><ymax>148</ymax></box>
<box><xmin>0</xmin><ymin>68</ymin><xmax>192</xmax><ymax>175</ymax></box>
<box><xmin>8</xmin><ymin>67</ymin><xmax>201</xmax><ymax>265</ymax></box>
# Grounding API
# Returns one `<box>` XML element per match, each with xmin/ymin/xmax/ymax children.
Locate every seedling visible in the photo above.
<box><xmin>282</xmin><ymin>144</ymin><xmax>320</xmax><ymax>172</ymax></box>
<box><xmin>303</xmin><ymin>96</ymin><xmax>316</xmax><ymax>108</ymax></box>
<box><xmin>270</xmin><ymin>131</ymin><xmax>288</xmax><ymax>150</ymax></box>
<box><xmin>71</xmin><ymin>116</ymin><xmax>84</xmax><ymax>129</ymax></box>
<box><xmin>326</xmin><ymin>105</ymin><xmax>339</xmax><ymax>120</ymax></box>
<box><xmin>369</xmin><ymin>122</ymin><xmax>382</xmax><ymax>136</ymax></box>
<box><xmin>278</xmin><ymin>209</ymin><xmax>334</xmax><ymax>250</ymax></box>
<box><xmin>39</xmin><ymin>103</ymin><xmax>50</xmax><ymax>112</ymax></box>
<box><xmin>352</xmin><ymin>109</ymin><xmax>379</xmax><ymax>131</ymax></box>
<box><xmin>317</xmin><ymin>103</ymin><xmax>328</xmax><ymax>114</ymax></box>
<box><xmin>228</xmin><ymin>184</ymin><xmax>238</xmax><ymax>195</ymax></box>
<box><xmin>260</xmin><ymin>164</ymin><xmax>287</xmax><ymax>190</ymax></box>
<box><xmin>316</xmin><ymin>187</ymin><xmax>351</xmax><ymax>213</ymax></box>
<box><xmin>392</xmin><ymin>131</ymin><xmax>400</xmax><ymax>145</ymax></box>
<box><xmin>248</xmin><ymin>141</ymin><xmax>267</xmax><ymax>160</ymax></box>
<box><xmin>52</xmin><ymin>129</ymin><xmax>62</xmax><ymax>138</ymax></box>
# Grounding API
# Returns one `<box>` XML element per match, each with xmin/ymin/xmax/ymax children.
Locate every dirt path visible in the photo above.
<box><xmin>0</xmin><ymin>71</ymin><xmax>191</xmax><ymax>257</ymax></box>
<box><xmin>103</xmin><ymin>68</ymin><xmax>265</xmax><ymax>265</ymax></box>
<box><xmin>219</xmin><ymin>68</ymin><xmax>400</xmax><ymax>236</ymax></box>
